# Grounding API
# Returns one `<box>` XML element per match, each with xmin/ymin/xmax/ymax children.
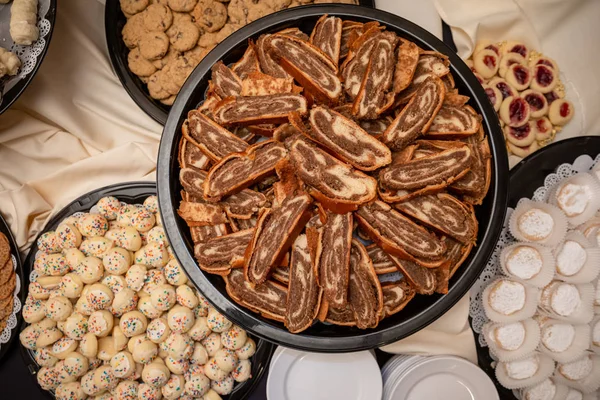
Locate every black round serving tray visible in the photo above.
<box><xmin>158</xmin><ymin>4</ymin><xmax>509</xmax><ymax>352</ymax></box>
<box><xmin>0</xmin><ymin>0</ymin><xmax>57</xmax><ymax>115</ymax></box>
<box><xmin>0</xmin><ymin>211</ymin><xmax>25</xmax><ymax>362</ymax></box>
<box><xmin>474</xmin><ymin>136</ymin><xmax>600</xmax><ymax>400</ymax></box>
<box><xmin>104</xmin><ymin>0</ymin><xmax>375</xmax><ymax>125</ymax></box>
<box><xmin>20</xmin><ymin>181</ymin><xmax>275</xmax><ymax>400</ymax></box>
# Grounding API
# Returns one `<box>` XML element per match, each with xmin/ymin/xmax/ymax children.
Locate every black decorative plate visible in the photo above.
<box><xmin>104</xmin><ymin>1</ymin><xmax>375</xmax><ymax>125</ymax></box>
<box><xmin>0</xmin><ymin>0</ymin><xmax>57</xmax><ymax>114</ymax></box>
<box><xmin>157</xmin><ymin>4</ymin><xmax>509</xmax><ymax>352</ymax></box>
<box><xmin>0</xmin><ymin>211</ymin><xmax>25</xmax><ymax>362</ymax></box>
<box><xmin>20</xmin><ymin>181</ymin><xmax>275</xmax><ymax>400</ymax></box>
<box><xmin>474</xmin><ymin>136</ymin><xmax>600</xmax><ymax>400</ymax></box>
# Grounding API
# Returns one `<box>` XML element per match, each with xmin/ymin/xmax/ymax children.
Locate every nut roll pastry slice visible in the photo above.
<box><xmin>382</xmin><ymin>76</ymin><xmax>446</xmax><ymax>151</ymax></box>
<box><xmin>225</xmin><ymin>269</ymin><xmax>288</xmax><ymax>322</ymax></box>
<box><xmin>288</xmin><ymin>138</ymin><xmax>377</xmax><ymax>213</ymax></box>
<box><xmin>178</xmin><ymin>138</ymin><xmax>210</xmax><ymax>170</ymax></box>
<box><xmin>303</xmin><ymin>106</ymin><xmax>392</xmax><ymax>171</ymax></box>
<box><xmin>268</xmin><ymin>34</ymin><xmax>342</xmax><ymax>104</ymax></box>
<box><xmin>450</xmin><ymin>127</ymin><xmax>492</xmax><ymax>205</ymax></box>
<box><xmin>210</xmin><ymin>61</ymin><xmax>242</xmax><ymax>99</ymax></box>
<box><xmin>379</xmin><ymin>145</ymin><xmax>472</xmax><ymax>192</ymax></box>
<box><xmin>341</xmin><ymin>25</ymin><xmax>384</xmax><ymax>100</ymax></box>
<box><xmin>231</xmin><ymin>40</ymin><xmax>261</xmax><ymax>79</ymax></box>
<box><xmin>348</xmin><ymin>239</ymin><xmax>383</xmax><ymax>329</ymax></box>
<box><xmin>182</xmin><ymin>110</ymin><xmax>248</xmax><ymax>162</ymax></box>
<box><xmin>194</xmin><ymin>228</ymin><xmax>255</xmax><ymax>275</ymax></box>
<box><xmin>355</xmin><ymin>200</ymin><xmax>446</xmax><ymax>268</ymax></box>
<box><xmin>256</xmin><ymin>34</ymin><xmax>290</xmax><ymax>79</ymax></box>
<box><xmin>177</xmin><ymin>201</ymin><xmax>228</xmax><ymax>227</ymax></box>
<box><xmin>203</xmin><ymin>140</ymin><xmax>287</xmax><ymax>202</ymax></box>
<box><xmin>426</xmin><ymin>104</ymin><xmax>481</xmax><ymax>137</ymax></box>
<box><xmin>380</xmin><ymin>279</ymin><xmax>415</xmax><ymax>318</ymax></box>
<box><xmin>285</xmin><ymin>234</ymin><xmax>322</xmax><ymax>333</ymax></box>
<box><xmin>244</xmin><ymin>192</ymin><xmax>312</xmax><ymax>285</ymax></box>
<box><xmin>213</xmin><ymin>93</ymin><xmax>307</xmax><ymax>126</ymax></box>
<box><xmin>393</xmin><ymin>38</ymin><xmax>420</xmax><ymax>94</ymax></box>
<box><xmin>309</xmin><ymin>14</ymin><xmax>343</xmax><ymax>66</ymax></box>
<box><xmin>394</xmin><ymin>193</ymin><xmax>478</xmax><ymax>244</ymax></box>
<box><xmin>366</xmin><ymin>244</ymin><xmax>397</xmax><ymax>275</ymax></box>
<box><xmin>384</xmin><ymin>250</ymin><xmax>437</xmax><ymax>295</ymax></box>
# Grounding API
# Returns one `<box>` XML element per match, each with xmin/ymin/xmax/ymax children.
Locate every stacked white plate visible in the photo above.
<box><xmin>382</xmin><ymin>355</ymin><xmax>500</xmax><ymax>400</ymax></box>
<box><xmin>267</xmin><ymin>346</ymin><xmax>383</xmax><ymax>400</ymax></box>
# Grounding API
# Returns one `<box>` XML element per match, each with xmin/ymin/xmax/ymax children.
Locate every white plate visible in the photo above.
<box><xmin>387</xmin><ymin>356</ymin><xmax>499</xmax><ymax>400</ymax></box>
<box><xmin>267</xmin><ymin>347</ymin><xmax>383</xmax><ymax>400</ymax></box>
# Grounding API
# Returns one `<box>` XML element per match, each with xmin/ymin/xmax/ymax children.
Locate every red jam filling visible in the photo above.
<box><xmin>524</xmin><ymin>94</ymin><xmax>544</xmax><ymax>111</ymax></box>
<box><xmin>544</xmin><ymin>91</ymin><xmax>559</xmax><ymax>104</ymax></box>
<box><xmin>509</xmin><ymin>123</ymin><xmax>531</xmax><ymax>139</ymax></box>
<box><xmin>560</xmin><ymin>102</ymin><xmax>570</xmax><ymax>118</ymax></box>
<box><xmin>496</xmin><ymin>82</ymin><xmax>513</xmax><ymax>99</ymax></box>
<box><xmin>512</xmin><ymin>65</ymin><xmax>530</xmax><ymax>85</ymax></box>
<box><xmin>485</xmin><ymin>88</ymin><xmax>497</xmax><ymax>104</ymax></box>
<box><xmin>509</xmin><ymin>99</ymin><xmax>528</xmax><ymax>124</ymax></box>
<box><xmin>536</xmin><ymin>65</ymin><xmax>554</xmax><ymax>87</ymax></box>
<box><xmin>483</xmin><ymin>55</ymin><xmax>497</xmax><ymax>69</ymax></box>
<box><xmin>511</xmin><ymin>45</ymin><xmax>527</xmax><ymax>58</ymax></box>
<box><xmin>536</xmin><ymin>119</ymin><xmax>549</xmax><ymax>132</ymax></box>
<box><xmin>486</xmin><ymin>44</ymin><xmax>500</xmax><ymax>55</ymax></box>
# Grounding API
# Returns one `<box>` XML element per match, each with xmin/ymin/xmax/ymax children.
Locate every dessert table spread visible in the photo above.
<box><xmin>0</xmin><ymin>0</ymin><xmax>598</xmax><ymax>399</ymax></box>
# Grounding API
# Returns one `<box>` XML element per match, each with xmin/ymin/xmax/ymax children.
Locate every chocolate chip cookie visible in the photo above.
<box><xmin>128</xmin><ymin>47</ymin><xmax>158</xmax><ymax>76</ymax></box>
<box><xmin>143</xmin><ymin>3</ymin><xmax>174</xmax><ymax>31</ymax></box>
<box><xmin>191</xmin><ymin>0</ymin><xmax>227</xmax><ymax>33</ymax></box>
<box><xmin>120</xmin><ymin>0</ymin><xmax>149</xmax><ymax>15</ymax></box>
<box><xmin>167</xmin><ymin>19</ymin><xmax>200</xmax><ymax>52</ymax></box>
<box><xmin>139</xmin><ymin>31</ymin><xmax>170</xmax><ymax>60</ymax></box>
<box><xmin>122</xmin><ymin>13</ymin><xmax>148</xmax><ymax>48</ymax></box>
<box><xmin>168</xmin><ymin>0</ymin><xmax>198</xmax><ymax>12</ymax></box>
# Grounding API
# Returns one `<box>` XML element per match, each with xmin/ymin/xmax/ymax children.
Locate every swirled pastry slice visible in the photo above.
<box><xmin>427</xmin><ymin>105</ymin><xmax>481</xmax><ymax>137</ymax></box>
<box><xmin>210</xmin><ymin>61</ymin><xmax>242</xmax><ymax>99</ymax></box>
<box><xmin>288</xmin><ymin>138</ymin><xmax>378</xmax><ymax>213</ymax></box>
<box><xmin>379</xmin><ymin>145</ymin><xmax>472</xmax><ymax>191</ymax></box>
<box><xmin>381</xmin><ymin>279</ymin><xmax>415</xmax><ymax>318</ymax></box>
<box><xmin>240</xmin><ymin>71</ymin><xmax>295</xmax><ymax>97</ymax></box>
<box><xmin>256</xmin><ymin>34</ymin><xmax>290</xmax><ymax>79</ymax></box>
<box><xmin>315</xmin><ymin>211</ymin><xmax>353</xmax><ymax>309</ymax></box>
<box><xmin>180</xmin><ymin>167</ymin><xmax>266</xmax><ymax>219</ymax></box>
<box><xmin>178</xmin><ymin>138</ymin><xmax>210</xmax><ymax>170</ymax></box>
<box><xmin>385</xmin><ymin>251</ymin><xmax>437</xmax><ymax>295</ymax></box>
<box><xmin>382</xmin><ymin>76</ymin><xmax>446</xmax><ymax>151</ymax></box>
<box><xmin>225</xmin><ymin>269</ymin><xmax>288</xmax><ymax>322</ymax></box>
<box><xmin>177</xmin><ymin>201</ymin><xmax>228</xmax><ymax>227</ymax></box>
<box><xmin>231</xmin><ymin>40</ymin><xmax>261</xmax><ymax>79</ymax></box>
<box><xmin>450</xmin><ymin>128</ymin><xmax>492</xmax><ymax>205</ymax></box>
<box><xmin>277</xmin><ymin>27</ymin><xmax>309</xmax><ymax>41</ymax></box>
<box><xmin>415</xmin><ymin>51</ymin><xmax>450</xmax><ymax>78</ymax></box>
<box><xmin>310</xmin><ymin>15</ymin><xmax>343</xmax><ymax>66</ymax></box>
<box><xmin>341</xmin><ymin>25</ymin><xmax>384</xmax><ymax>100</ymax></box>
<box><xmin>285</xmin><ymin>234</ymin><xmax>322</xmax><ymax>333</ymax></box>
<box><xmin>444</xmin><ymin>236</ymin><xmax>473</xmax><ymax>278</ymax></box>
<box><xmin>352</xmin><ymin>31</ymin><xmax>399</xmax><ymax>119</ymax></box>
<box><xmin>213</xmin><ymin>94</ymin><xmax>307</xmax><ymax>126</ymax></box>
<box><xmin>182</xmin><ymin>110</ymin><xmax>249</xmax><ymax>162</ymax></box>
<box><xmin>393</xmin><ymin>38</ymin><xmax>420</xmax><ymax>93</ymax></box>
<box><xmin>348</xmin><ymin>239</ymin><xmax>383</xmax><ymax>329</ymax></box>
<box><xmin>366</xmin><ymin>244</ymin><xmax>397</xmax><ymax>275</ymax></box>
<box><xmin>359</xmin><ymin>116</ymin><xmax>393</xmax><ymax>138</ymax></box>
<box><xmin>244</xmin><ymin>192</ymin><xmax>312</xmax><ymax>284</ymax></box>
<box><xmin>272</xmin><ymin>266</ymin><xmax>289</xmax><ymax>285</ymax></box>
<box><xmin>395</xmin><ymin>193</ymin><xmax>477</xmax><ymax>244</ymax></box>
<box><xmin>194</xmin><ymin>228</ymin><xmax>255</xmax><ymax>275</ymax></box>
<box><xmin>204</xmin><ymin>140</ymin><xmax>287</xmax><ymax>202</ymax></box>
<box><xmin>340</xmin><ymin>20</ymin><xmax>363</xmax><ymax>60</ymax></box>
<box><xmin>268</xmin><ymin>34</ymin><xmax>342</xmax><ymax>104</ymax></box>
<box><xmin>323</xmin><ymin>303</ymin><xmax>356</xmax><ymax>326</ymax></box>
<box><xmin>355</xmin><ymin>201</ymin><xmax>446</xmax><ymax>267</ymax></box>
<box><xmin>303</xmin><ymin>106</ymin><xmax>392</xmax><ymax>171</ymax></box>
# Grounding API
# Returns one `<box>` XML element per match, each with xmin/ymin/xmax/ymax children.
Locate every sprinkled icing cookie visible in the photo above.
<box><xmin>206</xmin><ymin>307</ymin><xmax>232</xmax><ymax>333</ymax></box>
<box><xmin>63</xmin><ymin>352</ymin><xmax>89</xmax><ymax>378</ymax></box>
<box><xmin>93</xmin><ymin>365</ymin><xmax>118</xmax><ymax>391</ymax></box>
<box><xmin>76</xmin><ymin>257</ymin><xmax>105</xmax><ymax>284</ymax></box>
<box><xmin>35</xmin><ymin>346</ymin><xmax>59</xmax><ymax>367</ymax></box>
<box><xmin>78</xmin><ymin>214</ymin><xmax>109</xmax><ymax>238</ymax></box>
<box><xmin>176</xmin><ymin>285</ymin><xmax>198</xmax><ymax>309</ymax></box>
<box><xmin>214</xmin><ymin>348</ymin><xmax>238</xmax><ymax>373</ymax></box>
<box><xmin>142</xmin><ymin>361</ymin><xmax>171</xmax><ymax>387</ymax></box>
<box><xmin>63</xmin><ymin>248</ymin><xmax>86</xmax><ymax>271</ymax></box>
<box><xmin>46</xmin><ymin>296</ymin><xmax>74</xmax><ymax>322</ymax></box>
<box><xmin>138</xmin><ymin>383</ymin><xmax>162</xmax><ymax>400</ymax></box>
<box><xmin>112</xmin><ymin>288</ymin><xmax>139</xmax><ymax>316</ymax></box>
<box><xmin>37</xmin><ymin>366</ymin><xmax>60</xmax><ymax>390</ymax></box>
<box><xmin>151</xmin><ymin>283</ymin><xmax>176</xmax><ymax>311</ymax></box>
<box><xmin>221</xmin><ymin>325</ymin><xmax>247</xmax><ymax>350</ymax></box>
<box><xmin>63</xmin><ymin>312</ymin><xmax>89</xmax><ymax>340</ymax></box>
<box><xmin>201</xmin><ymin>332</ymin><xmax>222</xmax><ymax>357</ymax></box>
<box><xmin>235</xmin><ymin>337</ymin><xmax>255</xmax><ymax>360</ymax></box>
<box><xmin>102</xmin><ymin>274</ymin><xmax>128</xmax><ymax>294</ymax></box>
<box><xmin>37</xmin><ymin>231</ymin><xmax>62</xmax><ymax>254</ymax></box>
<box><xmin>86</xmin><ymin>283</ymin><xmax>114</xmax><ymax>311</ymax></box>
<box><xmin>188</xmin><ymin>317</ymin><xmax>211</xmax><ymax>341</ymax></box>
<box><xmin>23</xmin><ymin>297</ymin><xmax>47</xmax><ymax>324</ymax></box>
<box><xmin>203</xmin><ymin>357</ymin><xmax>228</xmax><ymax>381</ymax></box>
<box><xmin>79</xmin><ymin>236</ymin><xmax>114</xmax><ymax>258</ymax></box>
<box><xmin>35</xmin><ymin>253</ymin><xmax>69</xmax><ymax>276</ymax></box>
<box><xmin>51</xmin><ymin>337</ymin><xmax>79</xmax><ymax>359</ymax></box>
<box><xmin>103</xmin><ymin>247</ymin><xmax>132</xmax><ymax>275</ymax></box>
<box><xmin>138</xmin><ymin>296</ymin><xmax>163</xmax><ymax>319</ymax></box>
<box><xmin>167</xmin><ymin>305</ymin><xmax>195</xmax><ymax>333</ymax></box>
<box><xmin>165</xmin><ymin>332</ymin><xmax>194</xmax><ymax>359</ymax></box>
<box><xmin>56</xmin><ymin>223</ymin><xmax>83</xmax><ymax>250</ymax></box>
<box><xmin>162</xmin><ymin>373</ymin><xmax>185</xmax><ymax>399</ymax></box>
<box><xmin>145</xmin><ymin>226</ymin><xmax>166</xmax><ymax>245</ymax></box>
<box><xmin>165</xmin><ymin>356</ymin><xmax>189</xmax><ymax>375</ymax></box>
<box><xmin>120</xmin><ymin>311</ymin><xmax>149</xmax><ymax>337</ymax></box>
<box><xmin>211</xmin><ymin>374</ymin><xmax>234</xmax><ymax>395</ymax></box>
<box><xmin>60</xmin><ymin>273</ymin><xmax>84</xmax><ymax>299</ymax></box>
<box><xmin>147</xmin><ymin>317</ymin><xmax>171</xmax><ymax>344</ymax></box>
<box><xmin>55</xmin><ymin>381</ymin><xmax>86</xmax><ymax>400</ymax></box>
<box><xmin>126</xmin><ymin>264</ymin><xmax>147</xmax><ymax>292</ymax></box>
<box><xmin>164</xmin><ymin>259</ymin><xmax>188</xmax><ymax>286</ymax></box>
<box><xmin>135</xmin><ymin>242</ymin><xmax>169</xmax><ymax>268</ymax></box>
<box><xmin>97</xmin><ymin>196</ymin><xmax>122</xmax><ymax>220</ymax></box>
<box><xmin>231</xmin><ymin>359</ymin><xmax>251</xmax><ymax>382</ymax></box>
<box><xmin>142</xmin><ymin>269</ymin><xmax>167</xmax><ymax>296</ymax></box>
<box><xmin>88</xmin><ymin>310</ymin><xmax>115</xmax><ymax>337</ymax></box>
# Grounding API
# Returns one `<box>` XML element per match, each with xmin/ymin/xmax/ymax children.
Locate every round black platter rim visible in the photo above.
<box><xmin>19</xmin><ymin>181</ymin><xmax>275</xmax><ymax>400</ymax></box>
<box><xmin>0</xmin><ymin>210</ymin><xmax>25</xmax><ymax>362</ymax></box>
<box><xmin>473</xmin><ymin>136</ymin><xmax>600</xmax><ymax>400</ymax></box>
<box><xmin>104</xmin><ymin>0</ymin><xmax>376</xmax><ymax>125</ymax></box>
<box><xmin>0</xmin><ymin>0</ymin><xmax>57</xmax><ymax>115</ymax></box>
<box><xmin>157</xmin><ymin>5</ymin><xmax>509</xmax><ymax>352</ymax></box>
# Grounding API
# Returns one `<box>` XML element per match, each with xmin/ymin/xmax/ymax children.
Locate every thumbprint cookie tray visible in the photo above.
<box><xmin>172</xmin><ymin>14</ymin><xmax>493</xmax><ymax>335</ymax></box>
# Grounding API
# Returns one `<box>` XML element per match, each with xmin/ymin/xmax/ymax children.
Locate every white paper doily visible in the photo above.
<box><xmin>0</xmin><ymin>253</ymin><xmax>23</xmax><ymax>349</ymax></box>
<box><xmin>469</xmin><ymin>153</ymin><xmax>600</xmax><ymax>349</ymax></box>
<box><xmin>0</xmin><ymin>0</ymin><xmax>52</xmax><ymax>102</ymax></box>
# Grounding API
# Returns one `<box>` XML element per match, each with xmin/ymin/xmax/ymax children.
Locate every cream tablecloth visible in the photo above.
<box><xmin>1</xmin><ymin>0</ymin><xmax>597</xmax><ymax>364</ymax></box>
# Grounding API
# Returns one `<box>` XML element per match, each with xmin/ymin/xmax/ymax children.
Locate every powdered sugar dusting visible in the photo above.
<box><xmin>493</xmin><ymin>322</ymin><xmax>526</xmax><ymax>351</ymax></box>
<box><xmin>551</xmin><ymin>283</ymin><xmax>581</xmax><ymax>316</ymax></box>
<box><xmin>559</xmin><ymin>355</ymin><xmax>592</xmax><ymax>380</ymax></box>
<box><xmin>557</xmin><ymin>183</ymin><xmax>591</xmax><ymax>217</ymax></box>
<box><xmin>518</xmin><ymin>209</ymin><xmax>555</xmax><ymax>240</ymax></box>
<box><xmin>522</xmin><ymin>378</ymin><xmax>556</xmax><ymax>400</ymax></box>
<box><xmin>489</xmin><ymin>280</ymin><xmax>526</xmax><ymax>315</ymax></box>
<box><xmin>541</xmin><ymin>322</ymin><xmax>575</xmax><ymax>352</ymax></box>
<box><xmin>556</xmin><ymin>241</ymin><xmax>587</xmax><ymax>276</ymax></box>
<box><xmin>506</xmin><ymin>246</ymin><xmax>543</xmax><ymax>279</ymax></box>
<box><xmin>505</xmin><ymin>354</ymin><xmax>539</xmax><ymax>380</ymax></box>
